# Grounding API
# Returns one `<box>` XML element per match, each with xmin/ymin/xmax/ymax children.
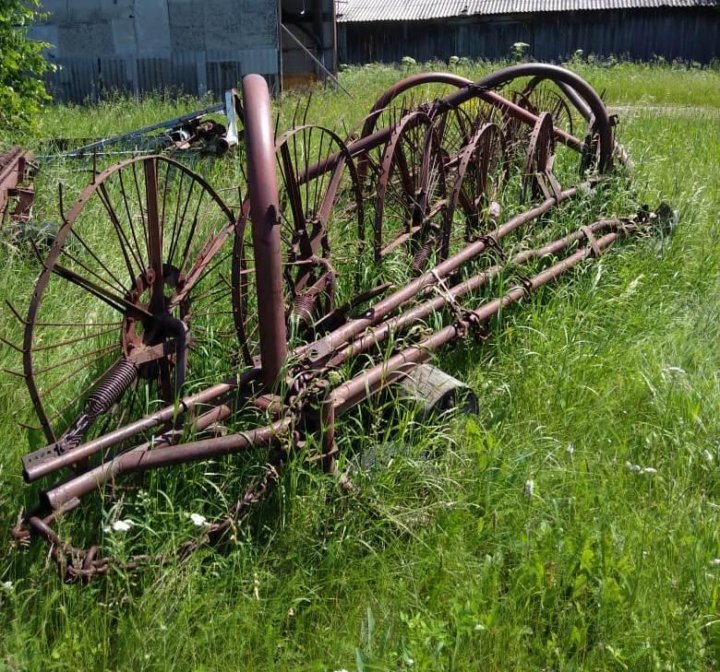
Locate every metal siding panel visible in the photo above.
<box><xmin>338</xmin><ymin>0</ymin><xmax>718</xmax><ymax>21</ymax></box>
<box><xmin>341</xmin><ymin>7</ymin><xmax>720</xmax><ymax>63</ymax></box>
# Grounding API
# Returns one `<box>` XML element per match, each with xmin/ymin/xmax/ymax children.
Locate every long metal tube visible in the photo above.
<box><xmin>47</xmin><ymin>419</ymin><xmax>290</xmax><ymax>489</ymax></box>
<box><xmin>23</xmin><ymin>369</ymin><xmax>259</xmax><ymax>482</ymax></box>
<box><xmin>242</xmin><ymin>74</ymin><xmax>287</xmax><ymax>388</ymax></box>
<box><xmin>42</xmin><ymin>403</ymin><xmax>234</xmax><ymax>510</ymax></box>
<box><xmin>329</xmin><ymin>219</ymin><xmax>629</xmax><ymax>367</ymax></box>
<box><xmin>330</xmin><ymin>227</ymin><xmax>630</xmax><ymax>413</ymax></box>
<box><xmin>303</xmin><ymin>184</ymin><xmax>583</xmax><ymax>363</ymax></box>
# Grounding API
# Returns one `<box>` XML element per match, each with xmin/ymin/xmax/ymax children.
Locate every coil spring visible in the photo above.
<box><xmin>291</xmin><ymin>293</ymin><xmax>316</xmax><ymax>325</ymax></box>
<box><xmin>85</xmin><ymin>359</ymin><xmax>138</xmax><ymax>418</ymax></box>
<box><xmin>412</xmin><ymin>241</ymin><xmax>434</xmax><ymax>272</ymax></box>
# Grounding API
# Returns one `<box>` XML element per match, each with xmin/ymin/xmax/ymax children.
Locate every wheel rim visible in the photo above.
<box><xmin>24</xmin><ymin>156</ymin><xmax>238</xmax><ymax>444</ymax></box>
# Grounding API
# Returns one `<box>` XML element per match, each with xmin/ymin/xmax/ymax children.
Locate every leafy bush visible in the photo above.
<box><xmin>0</xmin><ymin>0</ymin><xmax>53</xmax><ymax>132</ymax></box>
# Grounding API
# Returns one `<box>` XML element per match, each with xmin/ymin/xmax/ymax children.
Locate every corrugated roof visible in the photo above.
<box><xmin>336</xmin><ymin>0</ymin><xmax>718</xmax><ymax>22</ymax></box>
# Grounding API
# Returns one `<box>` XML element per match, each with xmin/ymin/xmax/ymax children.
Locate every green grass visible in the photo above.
<box><xmin>1</xmin><ymin>61</ymin><xmax>720</xmax><ymax>671</ymax></box>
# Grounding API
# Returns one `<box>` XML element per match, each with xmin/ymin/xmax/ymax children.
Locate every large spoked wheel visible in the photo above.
<box><xmin>24</xmin><ymin>156</ymin><xmax>238</xmax><ymax>445</ymax></box>
<box><xmin>373</xmin><ymin>111</ymin><xmax>449</xmax><ymax>271</ymax></box>
<box><xmin>232</xmin><ymin>124</ymin><xmax>364</xmax><ymax>361</ymax></box>
<box><xmin>447</xmin><ymin>123</ymin><xmax>508</xmax><ymax>252</ymax></box>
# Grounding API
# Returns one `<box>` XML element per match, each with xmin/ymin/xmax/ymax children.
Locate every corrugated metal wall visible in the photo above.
<box><xmin>33</xmin><ymin>0</ymin><xmax>282</xmax><ymax>102</ymax></box>
<box><xmin>338</xmin><ymin>8</ymin><xmax>720</xmax><ymax>64</ymax></box>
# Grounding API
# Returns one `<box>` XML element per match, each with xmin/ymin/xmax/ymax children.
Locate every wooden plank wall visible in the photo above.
<box><xmin>338</xmin><ymin>8</ymin><xmax>720</xmax><ymax>64</ymax></box>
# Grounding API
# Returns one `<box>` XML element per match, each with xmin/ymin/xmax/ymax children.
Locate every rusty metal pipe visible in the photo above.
<box><xmin>329</xmin><ymin>219</ymin><xmax>630</xmax><ymax>367</ymax></box>
<box><xmin>476</xmin><ymin>90</ymin><xmax>583</xmax><ymax>151</ymax></box>
<box><xmin>330</xmin><ymin>228</ymin><xmax>628</xmax><ymax>414</ymax></box>
<box><xmin>85</xmin><ymin>419</ymin><xmax>289</xmax><ymax>475</ymax></box>
<box><xmin>242</xmin><ymin>74</ymin><xmax>287</xmax><ymax>388</ymax></box>
<box><xmin>303</xmin><ymin>185</ymin><xmax>583</xmax><ymax>363</ymax></box>
<box><xmin>23</xmin><ymin>369</ymin><xmax>259</xmax><ymax>482</ymax></box>
<box><xmin>42</xmin><ymin>403</ymin><xmax>234</xmax><ymax>510</ymax></box>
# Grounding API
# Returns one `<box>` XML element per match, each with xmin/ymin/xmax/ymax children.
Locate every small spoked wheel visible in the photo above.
<box><xmin>373</xmin><ymin>111</ymin><xmax>449</xmax><ymax>271</ymax></box>
<box><xmin>447</xmin><ymin>122</ymin><xmax>508</xmax><ymax>252</ymax></box>
<box><xmin>232</xmin><ymin>124</ymin><xmax>365</xmax><ymax>362</ymax></box>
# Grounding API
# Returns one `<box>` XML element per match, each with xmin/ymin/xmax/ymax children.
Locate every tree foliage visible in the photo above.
<box><xmin>0</xmin><ymin>0</ymin><xmax>53</xmax><ymax>132</ymax></box>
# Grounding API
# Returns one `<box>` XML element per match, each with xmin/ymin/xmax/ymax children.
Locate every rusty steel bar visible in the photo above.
<box><xmin>242</xmin><ymin>74</ymin><xmax>287</xmax><ymax>388</ymax></box>
<box><xmin>42</xmin><ymin>402</ymin><xmax>235</xmax><ymax>511</ymax></box>
<box><xmin>329</xmin><ymin>219</ymin><xmax>631</xmax><ymax>368</ymax></box>
<box><xmin>303</xmin><ymin>184</ymin><xmax>584</xmax><ymax>364</ymax></box>
<box><xmin>22</xmin><ymin>369</ymin><xmax>259</xmax><ymax>482</ymax></box>
<box><xmin>53</xmin><ymin>418</ymin><xmax>290</xmax><ymax>481</ymax></box>
<box><xmin>330</xmin><ymin>226</ymin><xmax>633</xmax><ymax>414</ymax></box>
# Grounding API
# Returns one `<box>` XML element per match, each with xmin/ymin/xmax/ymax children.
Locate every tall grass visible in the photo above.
<box><xmin>1</xmin><ymin>62</ymin><xmax>719</xmax><ymax>670</ymax></box>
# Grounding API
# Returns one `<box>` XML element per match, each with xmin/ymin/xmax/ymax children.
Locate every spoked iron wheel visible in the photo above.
<box><xmin>522</xmin><ymin>112</ymin><xmax>561</xmax><ymax>202</ymax></box>
<box><xmin>373</xmin><ymin>111</ymin><xmax>449</xmax><ymax>272</ymax></box>
<box><xmin>232</xmin><ymin>124</ymin><xmax>364</xmax><ymax>360</ymax></box>
<box><xmin>24</xmin><ymin>156</ymin><xmax>238</xmax><ymax>446</ymax></box>
<box><xmin>513</xmin><ymin>75</ymin><xmax>604</xmax><ymax>177</ymax></box>
<box><xmin>447</xmin><ymin>122</ymin><xmax>508</xmax><ymax>254</ymax></box>
<box><xmin>355</xmin><ymin>73</ymin><xmax>493</xmax><ymax>194</ymax></box>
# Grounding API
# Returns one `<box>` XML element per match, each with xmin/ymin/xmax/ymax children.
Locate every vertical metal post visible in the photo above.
<box><xmin>241</xmin><ymin>74</ymin><xmax>287</xmax><ymax>388</ymax></box>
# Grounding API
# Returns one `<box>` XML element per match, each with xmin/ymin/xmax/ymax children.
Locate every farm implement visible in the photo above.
<box><xmin>0</xmin><ymin>146</ymin><xmax>37</xmax><ymax>229</ymax></box>
<box><xmin>5</xmin><ymin>63</ymin><xmax>664</xmax><ymax>580</ymax></box>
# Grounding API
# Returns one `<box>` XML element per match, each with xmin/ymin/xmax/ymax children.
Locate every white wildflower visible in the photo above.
<box><xmin>333</xmin><ymin>669</ymin><xmax>350</xmax><ymax>672</ymax></box>
<box><xmin>110</xmin><ymin>519</ymin><xmax>133</xmax><ymax>533</ymax></box>
<box><xmin>626</xmin><ymin>462</ymin><xmax>657</xmax><ymax>475</ymax></box>
<box><xmin>703</xmin><ymin>449</ymin><xmax>714</xmax><ymax>463</ymax></box>
<box><xmin>710</xmin><ymin>558</ymin><xmax>720</xmax><ymax>567</ymax></box>
<box><xmin>566</xmin><ymin>443</ymin><xmax>575</xmax><ymax>455</ymax></box>
<box><xmin>524</xmin><ymin>479</ymin><xmax>535</xmax><ymax>497</ymax></box>
<box><xmin>1</xmin><ymin>580</ymin><xmax>13</xmax><ymax>592</ymax></box>
<box><xmin>189</xmin><ymin>513</ymin><xmax>208</xmax><ymax>527</ymax></box>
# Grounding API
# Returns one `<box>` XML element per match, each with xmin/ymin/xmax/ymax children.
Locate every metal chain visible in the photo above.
<box><xmin>13</xmin><ymin>457</ymin><xmax>283</xmax><ymax>583</ymax></box>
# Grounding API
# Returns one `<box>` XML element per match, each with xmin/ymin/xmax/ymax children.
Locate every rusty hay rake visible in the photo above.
<box><xmin>4</xmin><ymin>63</ymin><xmax>665</xmax><ymax>581</ymax></box>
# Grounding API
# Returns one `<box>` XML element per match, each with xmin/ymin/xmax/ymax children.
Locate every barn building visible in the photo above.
<box><xmin>31</xmin><ymin>0</ymin><xmax>338</xmax><ymax>102</ymax></box>
<box><xmin>337</xmin><ymin>0</ymin><xmax>720</xmax><ymax>65</ymax></box>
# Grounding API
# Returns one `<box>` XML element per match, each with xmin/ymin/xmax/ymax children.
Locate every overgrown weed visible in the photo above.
<box><xmin>1</xmin><ymin>61</ymin><xmax>719</xmax><ymax>670</ymax></box>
